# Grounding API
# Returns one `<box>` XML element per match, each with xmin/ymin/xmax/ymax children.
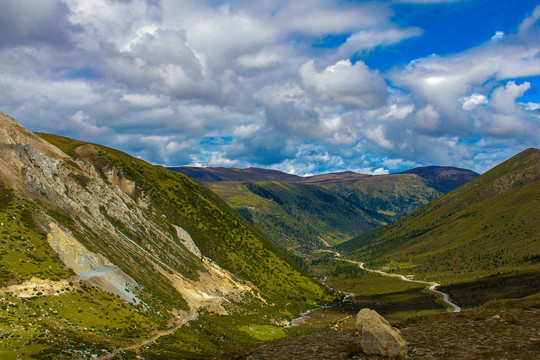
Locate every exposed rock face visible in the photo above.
<box><xmin>356</xmin><ymin>308</ymin><xmax>408</xmax><ymax>357</ymax></box>
<box><xmin>0</xmin><ymin>111</ymin><xmax>257</xmax><ymax>314</ymax></box>
<box><xmin>47</xmin><ymin>223</ymin><xmax>139</xmax><ymax>303</ymax></box>
<box><xmin>174</xmin><ymin>225</ymin><xmax>202</xmax><ymax>258</ymax></box>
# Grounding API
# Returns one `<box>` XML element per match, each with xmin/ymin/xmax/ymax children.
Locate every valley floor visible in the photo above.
<box><xmin>213</xmin><ymin>305</ymin><xmax>540</xmax><ymax>359</ymax></box>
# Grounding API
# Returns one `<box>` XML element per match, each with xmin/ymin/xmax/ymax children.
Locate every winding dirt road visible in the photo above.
<box><xmin>96</xmin><ymin>312</ymin><xmax>198</xmax><ymax>360</ymax></box>
<box><xmin>331</xmin><ymin>251</ymin><xmax>461</xmax><ymax>312</ymax></box>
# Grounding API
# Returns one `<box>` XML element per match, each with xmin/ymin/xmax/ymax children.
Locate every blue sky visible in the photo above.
<box><xmin>0</xmin><ymin>0</ymin><xmax>539</xmax><ymax>175</ymax></box>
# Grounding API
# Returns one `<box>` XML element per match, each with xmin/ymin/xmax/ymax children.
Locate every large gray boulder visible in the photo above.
<box><xmin>356</xmin><ymin>308</ymin><xmax>408</xmax><ymax>357</ymax></box>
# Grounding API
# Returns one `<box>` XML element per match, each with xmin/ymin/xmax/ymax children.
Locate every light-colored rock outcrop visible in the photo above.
<box><xmin>0</xmin><ymin>111</ymin><xmax>67</xmax><ymax>160</ymax></box>
<box><xmin>47</xmin><ymin>223</ymin><xmax>139</xmax><ymax>303</ymax></box>
<box><xmin>174</xmin><ymin>225</ymin><xmax>202</xmax><ymax>258</ymax></box>
<box><xmin>356</xmin><ymin>308</ymin><xmax>408</xmax><ymax>357</ymax></box>
<box><xmin>0</xmin><ymin>277</ymin><xmax>74</xmax><ymax>298</ymax></box>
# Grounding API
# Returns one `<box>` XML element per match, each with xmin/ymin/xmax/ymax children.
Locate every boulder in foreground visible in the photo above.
<box><xmin>356</xmin><ymin>308</ymin><xmax>408</xmax><ymax>357</ymax></box>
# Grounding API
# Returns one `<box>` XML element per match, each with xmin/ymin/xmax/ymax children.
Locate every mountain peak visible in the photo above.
<box><xmin>0</xmin><ymin>111</ymin><xmax>67</xmax><ymax>160</ymax></box>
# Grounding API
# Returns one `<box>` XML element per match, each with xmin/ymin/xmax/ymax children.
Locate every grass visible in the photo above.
<box><xmin>38</xmin><ymin>133</ymin><xmax>332</xmax><ymax>308</ymax></box>
<box><xmin>0</xmin><ymin>287</ymin><xmax>165</xmax><ymax>359</ymax></box>
<box><xmin>0</xmin><ymin>187</ymin><xmax>73</xmax><ymax>286</ymax></box>
<box><xmin>239</xmin><ymin>325</ymin><xmax>286</xmax><ymax>341</ymax></box>
<box><xmin>0</xmin><ymin>132</ymin><xmax>337</xmax><ymax>358</ymax></box>
<box><xmin>208</xmin><ymin>180</ymin><xmax>382</xmax><ymax>249</ymax></box>
<box><xmin>439</xmin><ymin>269</ymin><xmax>540</xmax><ymax>309</ymax></box>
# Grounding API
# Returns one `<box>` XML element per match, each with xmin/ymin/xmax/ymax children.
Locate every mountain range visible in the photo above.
<box><xmin>1</xmin><ymin>108</ymin><xmax>538</xmax><ymax>359</ymax></box>
<box><xmin>170</xmin><ymin>165</ymin><xmax>477</xmax><ymax>249</ymax></box>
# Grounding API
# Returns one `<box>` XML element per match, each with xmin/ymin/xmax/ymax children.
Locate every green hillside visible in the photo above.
<box><xmin>40</xmin><ymin>134</ymin><xmax>327</xmax><ymax>302</ymax></box>
<box><xmin>172</xmin><ymin>166</ymin><xmax>476</xmax><ymax>249</ymax></box>
<box><xmin>337</xmin><ymin>148</ymin><xmax>540</xmax><ymax>283</ymax></box>
<box><xmin>0</xmin><ymin>111</ymin><xmax>332</xmax><ymax>359</ymax></box>
<box><xmin>209</xmin><ymin>181</ymin><xmax>384</xmax><ymax>248</ymax></box>
<box><xmin>300</xmin><ymin>172</ymin><xmax>447</xmax><ymax>221</ymax></box>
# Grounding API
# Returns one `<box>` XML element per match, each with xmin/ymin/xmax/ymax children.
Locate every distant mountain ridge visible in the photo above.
<box><xmin>398</xmin><ymin>166</ymin><xmax>479</xmax><ymax>193</ymax></box>
<box><xmin>170</xmin><ymin>165</ymin><xmax>478</xmax><ymax>249</ymax></box>
<box><xmin>336</xmin><ymin>148</ymin><xmax>540</xmax><ymax>283</ymax></box>
<box><xmin>170</xmin><ymin>166</ymin><xmax>300</xmax><ymax>182</ymax></box>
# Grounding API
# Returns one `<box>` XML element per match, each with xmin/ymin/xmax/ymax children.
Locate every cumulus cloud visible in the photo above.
<box><xmin>300</xmin><ymin>59</ymin><xmax>388</xmax><ymax>108</ymax></box>
<box><xmin>390</xmin><ymin>7</ymin><xmax>540</xmax><ymax>141</ymax></box>
<box><xmin>0</xmin><ymin>0</ymin><xmax>78</xmax><ymax>48</ymax></box>
<box><xmin>69</xmin><ymin>110</ymin><xmax>110</xmax><ymax>137</ymax></box>
<box><xmin>461</xmin><ymin>94</ymin><xmax>488</xmax><ymax>110</ymax></box>
<box><xmin>0</xmin><ymin>0</ymin><xmax>538</xmax><ymax>175</ymax></box>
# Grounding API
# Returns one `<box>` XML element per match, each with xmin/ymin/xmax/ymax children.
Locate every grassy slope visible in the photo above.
<box><xmin>302</xmin><ymin>173</ymin><xmax>444</xmax><ymax>221</ymax></box>
<box><xmin>209</xmin><ymin>181</ymin><xmax>383</xmax><ymax>248</ymax></box>
<box><xmin>0</xmin><ymin>183</ymin><xmax>168</xmax><ymax>359</ymax></box>
<box><xmin>174</xmin><ymin>167</ymin><xmax>475</xmax><ymax>250</ymax></box>
<box><xmin>337</xmin><ymin>148</ymin><xmax>540</xmax><ymax>283</ymax></box>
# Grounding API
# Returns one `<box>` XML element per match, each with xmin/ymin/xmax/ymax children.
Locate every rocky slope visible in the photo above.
<box><xmin>0</xmin><ymin>111</ymin><xmax>331</xmax><ymax>359</ymax></box>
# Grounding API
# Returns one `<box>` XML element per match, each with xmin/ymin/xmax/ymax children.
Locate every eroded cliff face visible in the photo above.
<box><xmin>0</xmin><ymin>111</ymin><xmax>258</xmax><ymax>315</ymax></box>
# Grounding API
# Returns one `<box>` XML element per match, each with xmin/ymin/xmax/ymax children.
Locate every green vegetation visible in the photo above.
<box><xmin>172</xmin><ymin>165</ymin><xmax>476</xmax><ymax>249</ymax></box>
<box><xmin>39</xmin><ymin>133</ymin><xmax>331</xmax><ymax>308</ymax></box>
<box><xmin>337</xmin><ymin>148</ymin><xmax>540</xmax><ymax>284</ymax></box>
<box><xmin>0</xmin><ymin>186</ymin><xmax>73</xmax><ymax>286</ymax></box>
<box><xmin>311</xmin><ymin>173</ymin><xmax>443</xmax><ymax>222</ymax></box>
<box><xmin>0</xmin><ymin>132</ymin><xmax>332</xmax><ymax>358</ymax></box>
<box><xmin>239</xmin><ymin>325</ymin><xmax>286</xmax><ymax>341</ymax></box>
<box><xmin>303</xmin><ymin>251</ymin><xmax>445</xmax><ymax>324</ymax></box>
<box><xmin>0</xmin><ymin>287</ymin><xmax>166</xmax><ymax>359</ymax></box>
<box><xmin>440</xmin><ymin>270</ymin><xmax>540</xmax><ymax>309</ymax></box>
<box><xmin>212</xmin><ymin>181</ymin><xmax>382</xmax><ymax>248</ymax></box>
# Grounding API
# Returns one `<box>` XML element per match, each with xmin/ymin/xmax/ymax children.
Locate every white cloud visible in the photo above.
<box><xmin>414</xmin><ymin>104</ymin><xmax>441</xmax><ymax>133</ymax></box>
<box><xmin>523</xmin><ymin>102</ymin><xmax>540</xmax><ymax>111</ymax></box>
<box><xmin>489</xmin><ymin>81</ymin><xmax>530</xmax><ymax>114</ymax></box>
<box><xmin>207</xmin><ymin>153</ymin><xmax>239</xmax><ymax>166</ymax></box>
<box><xmin>300</xmin><ymin>59</ymin><xmax>387</xmax><ymax>108</ymax></box>
<box><xmin>69</xmin><ymin>110</ymin><xmax>110</xmax><ymax>137</ymax></box>
<box><xmin>372</xmin><ymin>167</ymin><xmax>390</xmax><ymax>175</ymax></box>
<box><xmin>0</xmin><ymin>0</ymin><xmax>538</xmax><ymax>175</ymax></box>
<box><xmin>491</xmin><ymin>31</ymin><xmax>505</xmax><ymax>41</ymax></box>
<box><xmin>237</xmin><ymin>51</ymin><xmax>281</xmax><ymax>69</ymax></box>
<box><xmin>461</xmin><ymin>93</ymin><xmax>488</xmax><ymax>110</ymax></box>
<box><xmin>338</xmin><ymin>27</ymin><xmax>422</xmax><ymax>57</ymax></box>
<box><xmin>366</xmin><ymin>125</ymin><xmax>394</xmax><ymax>149</ymax></box>
<box><xmin>122</xmin><ymin>94</ymin><xmax>170</xmax><ymax>108</ymax></box>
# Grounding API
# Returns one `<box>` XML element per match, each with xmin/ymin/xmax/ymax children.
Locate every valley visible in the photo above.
<box><xmin>0</xmin><ymin>111</ymin><xmax>538</xmax><ymax>359</ymax></box>
<box><xmin>170</xmin><ymin>165</ymin><xmax>477</xmax><ymax>249</ymax></box>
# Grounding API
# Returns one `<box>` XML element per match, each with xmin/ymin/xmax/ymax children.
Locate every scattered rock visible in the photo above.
<box><xmin>356</xmin><ymin>308</ymin><xmax>408</xmax><ymax>357</ymax></box>
<box><xmin>491</xmin><ymin>314</ymin><xmax>501</xmax><ymax>319</ymax></box>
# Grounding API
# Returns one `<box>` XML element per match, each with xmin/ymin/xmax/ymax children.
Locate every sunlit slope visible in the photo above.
<box><xmin>39</xmin><ymin>133</ymin><xmax>327</xmax><ymax>303</ymax></box>
<box><xmin>299</xmin><ymin>172</ymin><xmax>457</xmax><ymax>221</ymax></box>
<box><xmin>337</xmin><ymin>148</ymin><xmax>540</xmax><ymax>280</ymax></box>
